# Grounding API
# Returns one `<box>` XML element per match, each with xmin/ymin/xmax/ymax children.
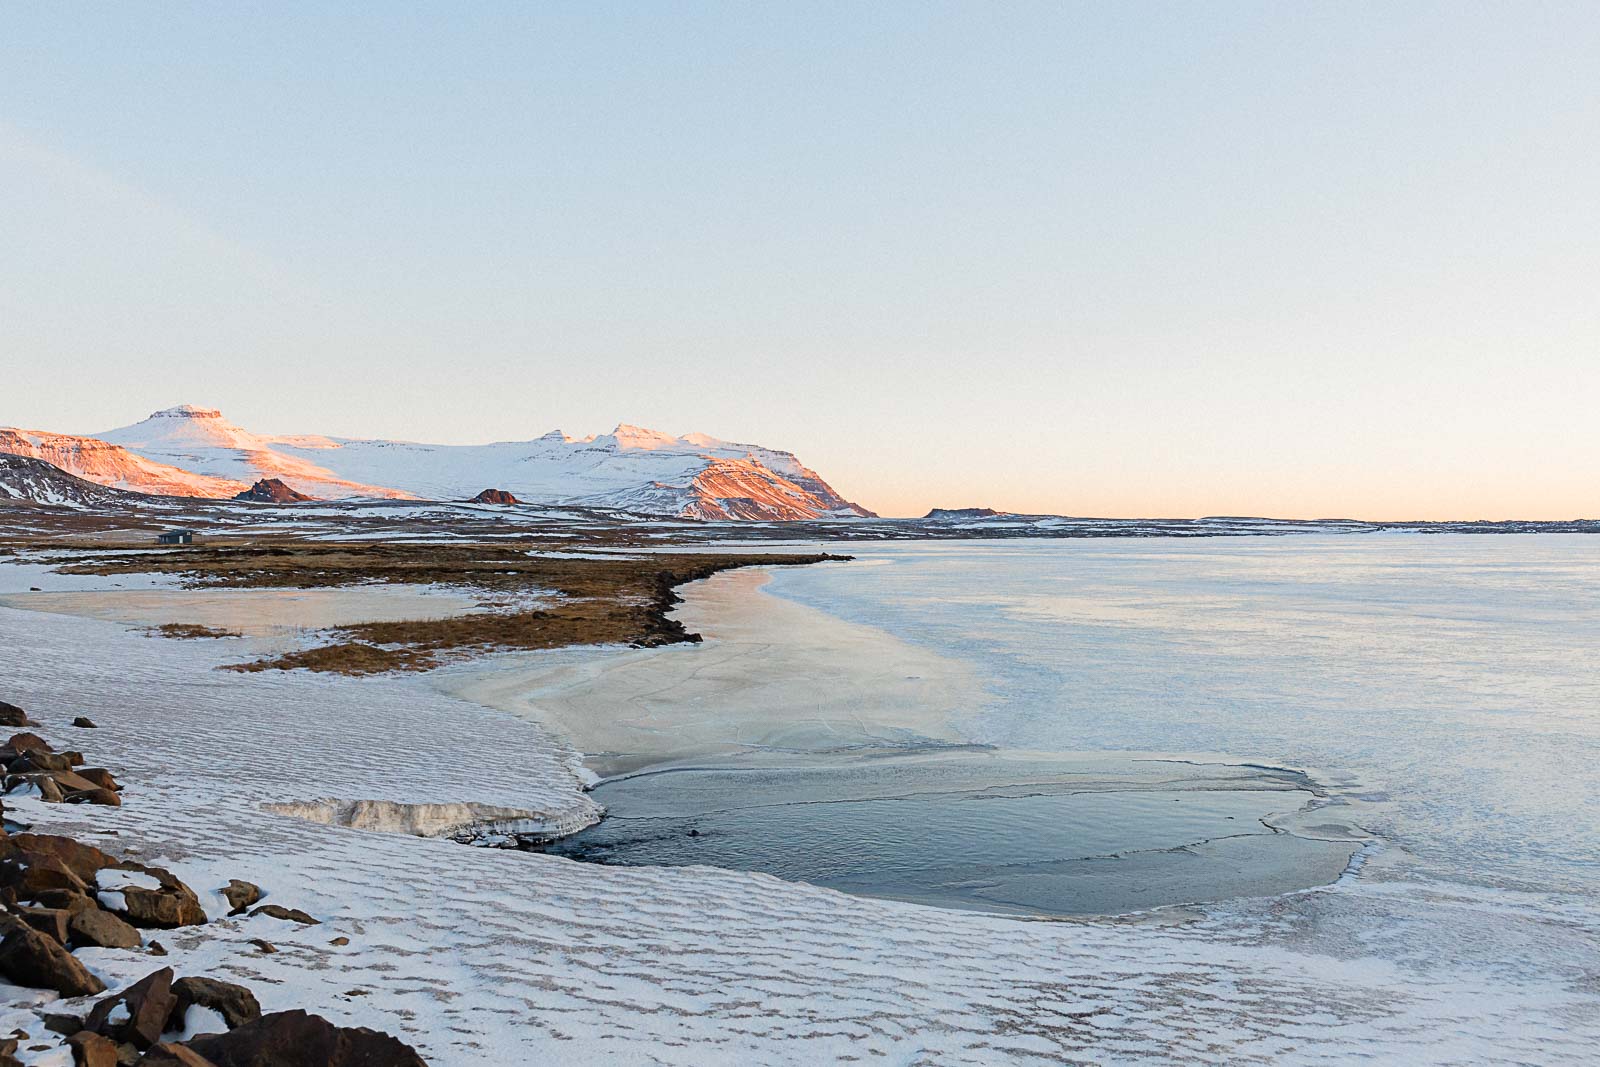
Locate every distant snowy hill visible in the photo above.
<box><xmin>73</xmin><ymin>405</ymin><xmax>874</xmax><ymax>519</ymax></box>
<box><xmin>0</xmin><ymin>426</ymin><xmax>247</xmax><ymax>498</ymax></box>
<box><xmin>0</xmin><ymin>453</ymin><xmax>152</xmax><ymax>508</ymax></box>
<box><xmin>95</xmin><ymin>406</ymin><xmax>415</xmax><ymax>501</ymax></box>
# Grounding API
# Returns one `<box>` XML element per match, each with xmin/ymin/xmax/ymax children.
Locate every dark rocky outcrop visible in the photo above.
<box><xmin>0</xmin><ymin>736</ymin><xmax>121</xmax><ymax>806</ymax></box>
<box><xmin>172</xmin><ymin>977</ymin><xmax>261</xmax><ymax>1030</ymax></box>
<box><xmin>0</xmin><ymin>702</ymin><xmax>420</xmax><ymax>1064</ymax></box>
<box><xmin>86</xmin><ymin>967</ymin><xmax>177</xmax><ymax>1049</ymax></box>
<box><xmin>0</xmin><ymin>923</ymin><xmax>106</xmax><ymax>996</ymax></box>
<box><xmin>468</xmin><ymin>489</ymin><xmax>519</xmax><ymax>505</ymax></box>
<box><xmin>0</xmin><ymin>703</ymin><xmax>34</xmax><ymax>729</ymax></box>
<box><xmin>71</xmin><ymin>717</ymin><xmax>98</xmax><ymax>729</ymax></box>
<box><xmin>65</xmin><ymin>1030</ymin><xmax>119</xmax><ymax>1067</ymax></box>
<box><xmin>142</xmin><ymin>1043</ymin><xmax>218</xmax><ymax>1066</ymax></box>
<box><xmin>248</xmin><ymin>904</ymin><xmax>318</xmax><ymax>925</ymax></box>
<box><xmin>69</xmin><ymin>905</ymin><xmax>142</xmax><ymax>950</ymax></box>
<box><xmin>4</xmin><ymin>833</ymin><xmax>116</xmax><ymax>883</ymax></box>
<box><xmin>232</xmin><ymin>480</ymin><xmax>312</xmax><ymax>504</ymax></box>
<box><xmin>186</xmin><ymin>1010</ymin><xmax>427</xmax><ymax>1067</ymax></box>
<box><xmin>15</xmin><ymin>904</ymin><xmax>70</xmax><ymax>944</ymax></box>
<box><xmin>104</xmin><ymin>864</ymin><xmax>207</xmax><ymax>929</ymax></box>
<box><xmin>219</xmin><ymin>881</ymin><xmax>260</xmax><ymax>917</ymax></box>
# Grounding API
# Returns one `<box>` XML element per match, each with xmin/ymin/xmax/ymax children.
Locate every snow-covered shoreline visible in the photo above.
<box><xmin>1</xmin><ymin>556</ymin><xmax>1595</xmax><ymax>1063</ymax></box>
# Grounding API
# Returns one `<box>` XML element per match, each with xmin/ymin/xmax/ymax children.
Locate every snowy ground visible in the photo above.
<box><xmin>0</xmin><ymin>579</ymin><xmax>1595</xmax><ymax>1063</ymax></box>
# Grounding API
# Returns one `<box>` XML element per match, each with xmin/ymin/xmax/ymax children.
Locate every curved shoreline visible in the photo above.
<box><xmin>443</xmin><ymin>564</ymin><xmax>1368</xmax><ymax>917</ymax></box>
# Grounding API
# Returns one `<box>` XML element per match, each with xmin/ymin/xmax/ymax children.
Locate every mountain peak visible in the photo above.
<box><xmin>606</xmin><ymin>424</ymin><xmax>683</xmax><ymax>451</ymax></box>
<box><xmin>150</xmin><ymin>405</ymin><xmax>223</xmax><ymax>420</ymax></box>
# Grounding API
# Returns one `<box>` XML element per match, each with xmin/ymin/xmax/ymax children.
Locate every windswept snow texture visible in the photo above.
<box><xmin>93</xmin><ymin>407</ymin><xmax>873</xmax><ymax>518</ymax></box>
<box><xmin>0</xmin><ymin>557</ymin><xmax>1594</xmax><ymax>1065</ymax></box>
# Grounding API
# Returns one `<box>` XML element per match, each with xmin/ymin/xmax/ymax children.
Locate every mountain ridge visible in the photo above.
<box><xmin>2</xmin><ymin>406</ymin><xmax>874</xmax><ymax>520</ymax></box>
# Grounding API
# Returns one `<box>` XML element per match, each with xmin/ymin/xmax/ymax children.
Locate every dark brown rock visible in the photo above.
<box><xmin>7</xmin><ymin>833</ymin><xmax>116</xmax><ymax>882</ymax></box>
<box><xmin>72</xmin><ymin>717</ymin><xmax>98</xmax><ymax>729</ymax></box>
<box><xmin>87</xmin><ymin>968</ymin><xmax>177</xmax><ymax>1049</ymax></box>
<box><xmin>0</xmin><ymin>923</ymin><xmax>106</xmax><ymax>996</ymax></box>
<box><xmin>77</xmin><ymin>769</ymin><xmax>121</xmax><ymax>791</ymax></box>
<box><xmin>31</xmin><ymin>889</ymin><xmax>99</xmax><ymax>914</ymax></box>
<box><xmin>469</xmin><ymin>488</ymin><xmax>520</xmax><ymax>505</ymax></box>
<box><xmin>8</xmin><ymin>751</ymin><xmax>74</xmax><ymax>773</ymax></box>
<box><xmin>185</xmin><ymin>1010</ymin><xmax>427</xmax><ymax>1067</ymax></box>
<box><xmin>232</xmin><ymin>480</ymin><xmax>312</xmax><ymax>504</ymax></box>
<box><xmin>42</xmin><ymin>1012</ymin><xmax>85</xmax><ymax>1036</ymax></box>
<box><xmin>67</xmin><ymin>1030</ymin><xmax>119</xmax><ymax>1067</ymax></box>
<box><xmin>219</xmin><ymin>881</ymin><xmax>259</xmax><ymax>917</ymax></box>
<box><xmin>248</xmin><ymin>905</ymin><xmax>318</xmax><ymax>925</ymax></box>
<box><xmin>3</xmin><ymin>733</ymin><xmax>51</xmax><ymax>754</ymax></box>
<box><xmin>15</xmin><ymin>905</ymin><xmax>70</xmax><ymax>944</ymax></box>
<box><xmin>69</xmin><ymin>788</ymin><xmax>122</xmax><ymax>808</ymax></box>
<box><xmin>104</xmin><ymin>865</ymin><xmax>207</xmax><ymax>929</ymax></box>
<box><xmin>140</xmin><ymin>1043</ymin><xmax>218</xmax><ymax>1066</ymax></box>
<box><xmin>0</xmin><ymin>854</ymin><xmax>90</xmax><ymax>898</ymax></box>
<box><xmin>0</xmin><ymin>703</ymin><xmax>33</xmax><ymax>729</ymax></box>
<box><xmin>69</xmin><ymin>905</ymin><xmax>143</xmax><ymax>950</ymax></box>
<box><xmin>48</xmin><ymin>769</ymin><xmax>101</xmax><ymax>794</ymax></box>
<box><xmin>245</xmin><ymin>939</ymin><xmax>275</xmax><ymax>955</ymax></box>
<box><xmin>171</xmin><ymin>977</ymin><xmax>261</xmax><ymax>1030</ymax></box>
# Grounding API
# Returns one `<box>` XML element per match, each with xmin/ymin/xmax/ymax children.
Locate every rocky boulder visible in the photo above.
<box><xmin>248</xmin><ymin>904</ymin><xmax>318</xmax><ymax>925</ymax></box>
<box><xmin>0</xmin><ymin>703</ymin><xmax>34</xmax><ymax>729</ymax></box>
<box><xmin>69</xmin><ymin>904</ymin><xmax>142</xmax><ymax>950</ymax></box>
<box><xmin>6</xmin><ymin>833</ymin><xmax>116</xmax><ymax>882</ymax></box>
<box><xmin>172</xmin><ymin>977</ymin><xmax>261</xmax><ymax>1030</ymax></box>
<box><xmin>185</xmin><ymin>1010</ymin><xmax>427</xmax><ymax>1067</ymax></box>
<box><xmin>219</xmin><ymin>881</ymin><xmax>260</xmax><ymax>917</ymax></box>
<box><xmin>101</xmin><ymin>864</ymin><xmax>208</xmax><ymax>929</ymax></box>
<box><xmin>0</xmin><ymin>922</ymin><xmax>105</xmax><ymax>996</ymax></box>
<box><xmin>65</xmin><ymin>1030</ymin><xmax>119</xmax><ymax>1067</ymax></box>
<box><xmin>469</xmin><ymin>489</ymin><xmax>520</xmax><ymax>505</ymax></box>
<box><xmin>232</xmin><ymin>479</ymin><xmax>312</xmax><ymax>504</ymax></box>
<box><xmin>86</xmin><ymin>967</ymin><xmax>178</xmax><ymax>1049</ymax></box>
<box><xmin>142</xmin><ymin>1044</ymin><xmax>218</xmax><ymax>1066</ymax></box>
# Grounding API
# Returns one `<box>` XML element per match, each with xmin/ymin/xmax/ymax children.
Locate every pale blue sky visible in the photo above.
<box><xmin>3</xmin><ymin>3</ymin><xmax>1597</xmax><ymax>518</ymax></box>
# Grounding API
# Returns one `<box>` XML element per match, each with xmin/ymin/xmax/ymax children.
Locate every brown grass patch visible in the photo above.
<box><xmin>54</xmin><ymin>541</ymin><xmax>849</xmax><ymax>675</ymax></box>
<box><xmin>146</xmin><ymin>623</ymin><xmax>243</xmax><ymax>640</ymax></box>
<box><xmin>223</xmin><ymin>642</ymin><xmax>438</xmax><ymax>675</ymax></box>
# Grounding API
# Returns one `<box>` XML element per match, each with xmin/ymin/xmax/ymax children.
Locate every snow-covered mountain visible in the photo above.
<box><xmin>0</xmin><ymin>453</ymin><xmax>151</xmax><ymax>508</ymax></box>
<box><xmin>58</xmin><ymin>405</ymin><xmax>873</xmax><ymax>519</ymax></box>
<box><xmin>0</xmin><ymin>427</ymin><xmax>247</xmax><ymax>498</ymax></box>
<box><xmin>95</xmin><ymin>406</ymin><xmax>415</xmax><ymax>501</ymax></box>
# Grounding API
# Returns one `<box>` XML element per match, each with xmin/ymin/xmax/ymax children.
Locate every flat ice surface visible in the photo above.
<box><xmin>0</xmin><ymin>535</ymin><xmax>1596</xmax><ymax>1063</ymax></box>
<box><xmin>440</xmin><ymin>564</ymin><xmax>984</xmax><ymax>773</ymax></box>
<box><xmin>544</xmin><ymin>756</ymin><xmax>1359</xmax><ymax>915</ymax></box>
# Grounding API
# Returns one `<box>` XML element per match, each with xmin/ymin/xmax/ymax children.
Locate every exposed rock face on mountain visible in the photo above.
<box><xmin>925</xmin><ymin>507</ymin><xmax>1004</xmax><ymax>520</ymax></box>
<box><xmin>0</xmin><ymin>454</ymin><xmax>152</xmax><ymax>509</ymax></box>
<box><xmin>0</xmin><ymin>428</ymin><xmax>244</xmax><ymax>498</ymax></box>
<box><xmin>470</xmin><ymin>489</ymin><xmax>520</xmax><ymax>505</ymax></box>
<box><xmin>87</xmin><ymin>406</ymin><xmax>874</xmax><ymax>520</ymax></box>
<box><xmin>234</xmin><ymin>479</ymin><xmax>313</xmax><ymax>503</ymax></box>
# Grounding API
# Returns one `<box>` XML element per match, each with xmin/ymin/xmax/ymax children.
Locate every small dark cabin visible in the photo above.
<box><xmin>156</xmin><ymin>530</ymin><xmax>195</xmax><ymax>546</ymax></box>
